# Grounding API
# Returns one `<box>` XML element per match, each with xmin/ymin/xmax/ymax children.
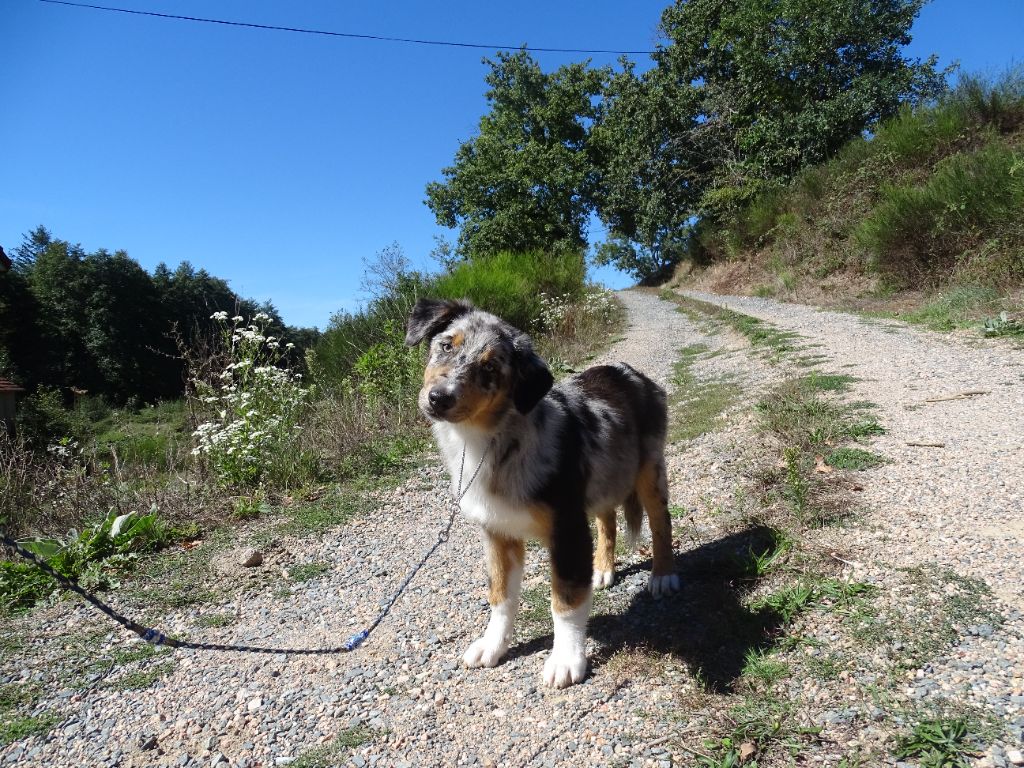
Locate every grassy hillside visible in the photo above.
<box><xmin>677</xmin><ymin>70</ymin><xmax>1024</xmax><ymax>334</ymax></box>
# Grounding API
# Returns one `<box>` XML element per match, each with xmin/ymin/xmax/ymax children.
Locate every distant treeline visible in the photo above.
<box><xmin>0</xmin><ymin>226</ymin><xmax>319</xmax><ymax>404</ymax></box>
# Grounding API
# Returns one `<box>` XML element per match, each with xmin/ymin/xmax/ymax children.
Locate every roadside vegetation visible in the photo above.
<box><xmin>678</xmin><ymin>69</ymin><xmax>1024</xmax><ymax>334</ymax></box>
<box><xmin>0</xmin><ymin>245</ymin><xmax>622</xmax><ymax>617</ymax></box>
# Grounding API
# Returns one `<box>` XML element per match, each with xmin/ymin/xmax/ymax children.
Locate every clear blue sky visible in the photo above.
<box><xmin>2</xmin><ymin>0</ymin><xmax>1021</xmax><ymax>329</ymax></box>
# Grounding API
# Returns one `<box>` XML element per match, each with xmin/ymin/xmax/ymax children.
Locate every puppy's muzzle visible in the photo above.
<box><xmin>426</xmin><ymin>387</ymin><xmax>456</xmax><ymax>418</ymax></box>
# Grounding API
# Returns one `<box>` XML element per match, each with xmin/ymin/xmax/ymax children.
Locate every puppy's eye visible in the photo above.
<box><xmin>480</xmin><ymin>361</ymin><xmax>496</xmax><ymax>375</ymax></box>
<box><xmin>440</xmin><ymin>341</ymin><xmax>453</xmax><ymax>353</ymax></box>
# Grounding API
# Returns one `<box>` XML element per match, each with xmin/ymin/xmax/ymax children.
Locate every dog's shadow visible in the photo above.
<box><xmin>506</xmin><ymin>525</ymin><xmax>784</xmax><ymax>693</ymax></box>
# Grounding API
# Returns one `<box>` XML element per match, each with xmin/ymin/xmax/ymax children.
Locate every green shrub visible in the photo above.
<box><xmin>350</xmin><ymin>319</ymin><xmax>424</xmax><ymax>407</ymax></box>
<box><xmin>856</xmin><ymin>143</ymin><xmax>1024</xmax><ymax>277</ymax></box>
<box><xmin>311</xmin><ymin>272</ymin><xmax>425</xmax><ymax>389</ymax></box>
<box><xmin>15</xmin><ymin>387</ymin><xmax>92</xmax><ymax>448</ymax></box>
<box><xmin>872</xmin><ymin>102</ymin><xmax>969</xmax><ymax>164</ymax></box>
<box><xmin>952</xmin><ymin>69</ymin><xmax>1024</xmax><ymax>133</ymax></box>
<box><xmin>431</xmin><ymin>250</ymin><xmax>584</xmax><ymax>331</ymax></box>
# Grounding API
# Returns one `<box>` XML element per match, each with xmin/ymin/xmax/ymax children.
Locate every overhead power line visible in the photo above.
<box><xmin>38</xmin><ymin>0</ymin><xmax>657</xmax><ymax>55</ymax></box>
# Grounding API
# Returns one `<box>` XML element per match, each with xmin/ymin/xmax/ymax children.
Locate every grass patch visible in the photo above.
<box><xmin>741</xmin><ymin>649</ymin><xmax>790</xmax><ymax>687</ymax></box>
<box><xmin>802</xmin><ymin>373</ymin><xmax>857</xmax><ymax>392</ymax></box>
<box><xmin>289</xmin><ymin>561</ymin><xmax>331</xmax><ymax>582</ymax></box>
<box><xmin>753</xmin><ymin>578</ymin><xmax>877</xmax><ymax>627</ymax></box>
<box><xmin>668</xmin><ymin>294</ymin><xmax>801</xmax><ymax>361</ymax></box>
<box><xmin>519</xmin><ymin>584</ymin><xmax>551</xmax><ymax>633</ymax></box>
<box><xmin>732</xmin><ymin>527</ymin><xmax>792</xmax><ymax>579</ymax></box>
<box><xmin>699</xmin><ymin>696</ymin><xmax>821</xmax><ymax>767</ymax></box>
<box><xmin>901</xmin><ymin>286</ymin><xmax>1005</xmax><ymax>332</ymax></box>
<box><xmin>197</xmin><ymin>612</ymin><xmax>235</xmax><ymax>628</ymax></box>
<box><xmin>291</xmin><ymin>726</ymin><xmax>381</xmax><ymax>768</ymax></box>
<box><xmin>0</xmin><ymin>682</ymin><xmax>60</xmax><ymax>746</ymax></box>
<box><xmin>845</xmin><ymin>567</ymin><xmax>1002</xmax><ymax>669</ymax></box>
<box><xmin>669</xmin><ymin>344</ymin><xmax>741</xmax><ymax>442</ymax></box>
<box><xmin>0</xmin><ymin>711</ymin><xmax>61</xmax><ymax>747</ymax></box>
<box><xmin>825</xmin><ymin>448</ymin><xmax>886</xmax><ymax>470</ymax></box>
<box><xmin>604</xmin><ymin>646</ymin><xmax>668</xmax><ymax>682</ymax></box>
<box><xmin>894</xmin><ymin>718</ymin><xmax>976</xmax><ymax>768</ymax></box>
<box><xmin>109</xmin><ymin>660</ymin><xmax>175</xmax><ymax>691</ymax></box>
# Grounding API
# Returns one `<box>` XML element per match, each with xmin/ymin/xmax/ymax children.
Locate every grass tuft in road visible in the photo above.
<box><xmin>669</xmin><ymin>344</ymin><xmax>741</xmax><ymax>442</ymax></box>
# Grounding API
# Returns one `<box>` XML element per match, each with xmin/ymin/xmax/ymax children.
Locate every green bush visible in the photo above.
<box><xmin>871</xmin><ymin>102</ymin><xmax>969</xmax><ymax>164</ymax></box>
<box><xmin>15</xmin><ymin>387</ymin><xmax>92</xmax><ymax>448</ymax></box>
<box><xmin>856</xmin><ymin>143</ymin><xmax>1024</xmax><ymax>277</ymax></box>
<box><xmin>952</xmin><ymin>69</ymin><xmax>1024</xmax><ymax>133</ymax></box>
<box><xmin>431</xmin><ymin>250</ymin><xmax>585</xmax><ymax>331</ymax></box>
<box><xmin>2</xmin><ymin>506</ymin><xmax>175</xmax><ymax>611</ymax></box>
<box><xmin>311</xmin><ymin>272</ymin><xmax>426</xmax><ymax>388</ymax></box>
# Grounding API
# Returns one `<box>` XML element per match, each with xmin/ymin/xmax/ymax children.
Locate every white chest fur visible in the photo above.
<box><xmin>434</xmin><ymin>422</ymin><xmax>546</xmax><ymax>542</ymax></box>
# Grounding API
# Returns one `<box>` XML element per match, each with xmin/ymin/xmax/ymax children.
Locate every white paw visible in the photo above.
<box><xmin>462</xmin><ymin>636</ymin><xmax>508</xmax><ymax>668</ymax></box>
<box><xmin>592</xmin><ymin>569</ymin><xmax>614</xmax><ymax>589</ymax></box>
<box><xmin>542</xmin><ymin>647</ymin><xmax>588</xmax><ymax>688</ymax></box>
<box><xmin>648</xmin><ymin>573</ymin><xmax>680</xmax><ymax>598</ymax></box>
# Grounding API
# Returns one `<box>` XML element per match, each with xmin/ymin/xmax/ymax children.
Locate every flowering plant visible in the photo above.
<box><xmin>191</xmin><ymin>312</ymin><xmax>310</xmax><ymax>488</ymax></box>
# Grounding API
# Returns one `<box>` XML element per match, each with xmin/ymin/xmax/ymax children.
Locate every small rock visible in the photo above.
<box><xmin>247</xmin><ymin>696</ymin><xmax>263</xmax><ymax>712</ymax></box>
<box><xmin>139</xmin><ymin>734</ymin><xmax>158</xmax><ymax>751</ymax></box>
<box><xmin>211</xmin><ymin>753</ymin><xmax>226</xmax><ymax>767</ymax></box>
<box><xmin>1006</xmin><ymin>749</ymin><xmax>1024</xmax><ymax>766</ymax></box>
<box><xmin>240</xmin><ymin>549</ymin><xmax>263</xmax><ymax>567</ymax></box>
<box><xmin>274</xmin><ymin>759</ymin><xmax>295</xmax><ymax>767</ymax></box>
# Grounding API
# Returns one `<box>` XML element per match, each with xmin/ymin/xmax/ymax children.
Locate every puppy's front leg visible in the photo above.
<box><xmin>463</xmin><ymin>533</ymin><xmax>524</xmax><ymax>668</ymax></box>
<box><xmin>544</xmin><ymin>514</ymin><xmax>593</xmax><ymax>688</ymax></box>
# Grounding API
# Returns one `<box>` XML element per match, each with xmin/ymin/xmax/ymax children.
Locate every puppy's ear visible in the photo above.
<box><xmin>512</xmin><ymin>334</ymin><xmax>554</xmax><ymax>414</ymax></box>
<box><xmin>405</xmin><ymin>298</ymin><xmax>472</xmax><ymax>346</ymax></box>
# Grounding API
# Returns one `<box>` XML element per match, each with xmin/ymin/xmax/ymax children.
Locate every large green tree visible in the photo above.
<box><xmin>590</xmin><ymin>60</ymin><xmax>708</xmax><ymax>281</ymax></box>
<box><xmin>592</xmin><ymin>0</ymin><xmax>946</xmax><ymax>279</ymax></box>
<box><xmin>425</xmin><ymin>50</ymin><xmax>608</xmax><ymax>259</ymax></box>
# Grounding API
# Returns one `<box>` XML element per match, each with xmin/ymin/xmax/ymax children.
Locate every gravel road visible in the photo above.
<box><xmin>2</xmin><ymin>289</ymin><xmax>1022</xmax><ymax>767</ymax></box>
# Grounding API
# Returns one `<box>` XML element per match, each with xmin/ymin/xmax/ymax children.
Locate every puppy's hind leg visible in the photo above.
<box><xmin>463</xmin><ymin>533</ymin><xmax>524</xmax><ymax>669</ymax></box>
<box><xmin>636</xmin><ymin>458</ymin><xmax>680</xmax><ymax>598</ymax></box>
<box><xmin>592</xmin><ymin>508</ymin><xmax>616</xmax><ymax>590</ymax></box>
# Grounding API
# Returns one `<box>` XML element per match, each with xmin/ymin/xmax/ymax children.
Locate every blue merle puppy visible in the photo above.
<box><xmin>405</xmin><ymin>298</ymin><xmax>679</xmax><ymax>688</ymax></box>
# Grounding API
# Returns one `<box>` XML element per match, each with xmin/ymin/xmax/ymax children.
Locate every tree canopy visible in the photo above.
<box><xmin>424</xmin><ymin>50</ymin><xmax>608</xmax><ymax>260</ymax></box>
<box><xmin>427</xmin><ymin>1</ymin><xmax>946</xmax><ymax>281</ymax></box>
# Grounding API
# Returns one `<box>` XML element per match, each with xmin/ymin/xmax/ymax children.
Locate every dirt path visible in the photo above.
<box><xmin>681</xmin><ymin>289</ymin><xmax>1024</xmax><ymax>609</ymax></box>
<box><xmin>2</xmin><ymin>290</ymin><xmax>1022</xmax><ymax>768</ymax></box>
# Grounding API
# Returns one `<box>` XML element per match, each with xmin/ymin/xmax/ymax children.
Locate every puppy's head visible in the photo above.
<box><xmin>405</xmin><ymin>298</ymin><xmax>553</xmax><ymax>428</ymax></box>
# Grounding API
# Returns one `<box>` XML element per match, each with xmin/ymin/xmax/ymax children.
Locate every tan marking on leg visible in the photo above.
<box><xmin>526</xmin><ymin>504</ymin><xmax>554</xmax><ymax>544</ymax></box>
<box><xmin>486</xmin><ymin>534</ymin><xmax>525</xmax><ymax>606</ymax></box>
<box><xmin>551</xmin><ymin>574</ymin><xmax>591</xmax><ymax>614</ymax></box>
<box><xmin>593</xmin><ymin>509</ymin><xmax>616</xmax><ymax>576</ymax></box>
<box><xmin>636</xmin><ymin>458</ymin><xmax>674</xmax><ymax>577</ymax></box>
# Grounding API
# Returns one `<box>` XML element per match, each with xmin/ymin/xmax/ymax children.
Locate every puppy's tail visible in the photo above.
<box><xmin>623</xmin><ymin>492</ymin><xmax>644</xmax><ymax>550</ymax></box>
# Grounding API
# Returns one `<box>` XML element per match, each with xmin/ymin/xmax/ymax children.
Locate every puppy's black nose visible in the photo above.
<box><xmin>428</xmin><ymin>388</ymin><xmax>455</xmax><ymax>412</ymax></box>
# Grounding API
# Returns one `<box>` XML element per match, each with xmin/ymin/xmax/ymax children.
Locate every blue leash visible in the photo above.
<box><xmin>1</xmin><ymin>442</ymin><xmax>489</xmax><ymax>654</ymax></box>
